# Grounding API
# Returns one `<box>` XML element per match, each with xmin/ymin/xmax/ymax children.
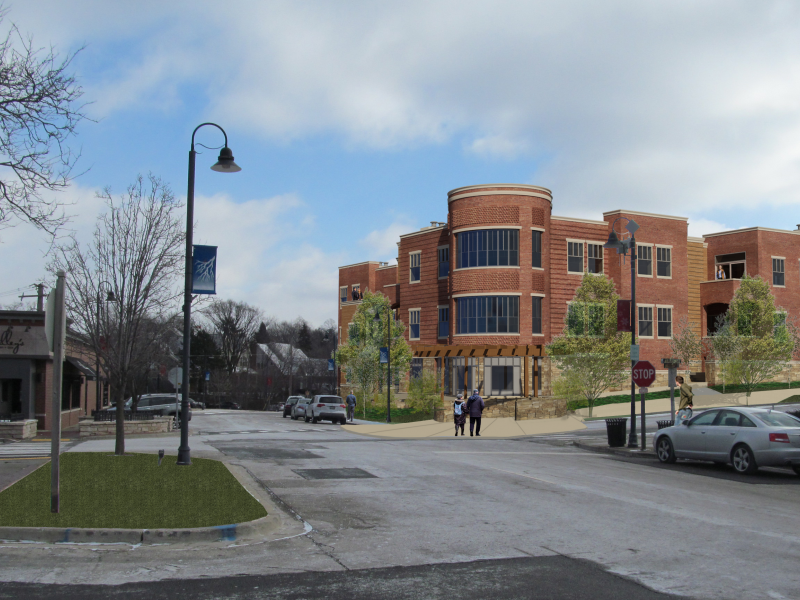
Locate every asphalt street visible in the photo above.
<box><xmin>1</xmin><ymin>409</ymin><xmax>799</xmax><ymax>599</ymax></box>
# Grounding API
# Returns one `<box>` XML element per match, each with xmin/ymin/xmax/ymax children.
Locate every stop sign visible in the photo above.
<box><xmin>632</xmin><ymin>360</ymin><xmax>656</xmax><ymax>388</ymax></box>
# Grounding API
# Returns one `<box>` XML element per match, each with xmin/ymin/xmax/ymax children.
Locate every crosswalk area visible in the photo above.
<box><xmin>198</xmin><ymin>427</ymin><xmax>328</xmax><ymax>436</ymax></box>
<box><xmin>0</xmin><ymin>442</ymin><xmax>70</xmax><ymax>459</ymax></box>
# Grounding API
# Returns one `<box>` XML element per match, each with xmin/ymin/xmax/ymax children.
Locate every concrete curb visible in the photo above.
<box><xmin>0</xmin><ymin>461</ymin><xmax>283</xmax><ymax>546</ymax></box>
<box><xmin>572</xmin><ymin>439</ymin><xmax>657</xmax><ymax>459</ymax></box>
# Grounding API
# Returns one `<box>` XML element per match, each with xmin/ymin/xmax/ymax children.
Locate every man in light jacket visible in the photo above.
<box><xmin>675</xmin><ymin>376</ymin><xmax>693</xmax><ymax>424</ymax></box>
<box><xmin>466</xmin><ymin>388</ymin><xmax>485</xmax><ymax>437</ymax></box>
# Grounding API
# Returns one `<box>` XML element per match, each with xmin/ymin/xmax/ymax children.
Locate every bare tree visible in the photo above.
<box><xmin>49</xmin><ymin>174</ymin><xmax>184</xmax><ymax>455</ymax></box>
<box><xmin>203</xmin><ymin>299</ymin><xmax>263</xmax><ymax>374</ymax></box>
<box><xmin>0</xmin><ymin>9</ymin><xmax>87</xmax><ymax>236</ymax></box>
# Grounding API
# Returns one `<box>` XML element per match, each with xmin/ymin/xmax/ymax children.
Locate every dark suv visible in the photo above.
<box><xmin>124</xmin><ymin>394</ymin><xmax>192</xmax><ymax>421</ymax></box>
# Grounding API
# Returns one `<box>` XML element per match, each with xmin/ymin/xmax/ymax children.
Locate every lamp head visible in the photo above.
<box><xmin>373</xmin><ymin>310</ymin><xmax>382</xmax><ymax>323</ymax></box>
<box><xmin>106</xmin><ymin>291</ymin><xmax>116</xmax><ymax>302</ymax></box>
<box><xmin>210</xmin><ymin>147</ymin><xmax>241</xmax><ymax>173</ymax></box>
<box><xmin>603</xmin><ymin>230</ymin><xmax>622</xmax><ymax>251</ymax></box>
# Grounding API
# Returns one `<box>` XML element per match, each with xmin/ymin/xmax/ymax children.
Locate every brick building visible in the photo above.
<box><xmin>338</xmin><ymin>184</ymin><xmax>800</xmax><ymax>410</ymax></box>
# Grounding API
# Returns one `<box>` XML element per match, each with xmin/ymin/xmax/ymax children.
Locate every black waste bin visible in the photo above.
<box><xmin>605</xmin><ymin>418</ymin><xmax>627</xmax><ymax>447</ymax></box>
<box><xmin>657</xmin><ymin>420</ymin><xmax>675</xmax><ymax>430</ymax></box>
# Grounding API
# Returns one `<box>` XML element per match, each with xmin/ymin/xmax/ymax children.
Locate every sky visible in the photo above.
<box><xmin>1</xmin><ymin>1</ymin><xmax>800</xmax><ymax>325</ymax></box>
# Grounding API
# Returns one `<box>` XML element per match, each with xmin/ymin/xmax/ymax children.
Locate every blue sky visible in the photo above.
<box><xmin>2</xmin><ymin>1</ymin><xmax>800</xmax><ymax>324</ymax></box>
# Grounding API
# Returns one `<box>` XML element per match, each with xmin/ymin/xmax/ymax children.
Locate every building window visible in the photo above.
<box><xmin>438</xmin><ymin>246</ymin><xmax>449</xmax><ymax>278</ymax></box>
<box><xmin>773</xmin><ymin>257</ymin><xmax>785</xmax><ymax>286</ymax></box>
<box><xmin>351</xmin><ymin>284</ymin><xmax>361</xmax><ymax>301</ymax></box>
<box><xmin>456</xmin><ymin>229</ymin><xmax>519</xmax><ymax>268</ymax></box>
<box><xmin>587</xmin><ymin>243</ymin><xmax>603</xmax><ymax>274</ymax></box>
<box><xmin>410</xmin><ymin>358</ymin><xmax>423</xmax><ymax>379</ymax></box>
<box><xmin>567</xmin><ymin>302</ymin><xmax>604</xmax><ymax>336</ymax></box>
<box><xmin>486</xmin><ymin>357</ymin><xmax>521</xmax><ymax>396</ymax></box>
<box><xmin>438</xmin><ymin>306</ymin><xmax>449</xmax><ymax>338</ymax></box>
<box><xmin>409</xmin><ymin>309</ymin><xmax>420</xmax><ymax>339</ymax></box>
<box><xmin>0</xmin><ymin>379</ymin><xmax>22</xmax><ymax>414</ymax></box>
<box><xmin>410</xmin><ymin>252</ymin><xmax>421</xmax><ymax>283</ymax></box>
<box><xmin>638</xmin><ymin>306</ymin><xmax>653</xmax><ymax>337</ymax></box>
<box><xmin>532</xmin><ymin>296</ymin><xmax>542</xmax><ymax>335</ymax></box>
<box><xmin>656</xmin><ymin>247</ymin><xmax>671</xmax><ymax>278</ymax></box>
<box><xmin>637</xmin><ymin>245</ymin><xmax>652</xmax><ymax>276</ymax></box>
<box><xmin>715</xmin><ymin>252</ymin><xmax>746</xmax><ymax>279</ymax></box>
<box><xmin>657</xmin><ymin>307</ymin><xmax>672</xmax><ymax>338</ymax></box>
<box><xmin>532</xmin><ymin>231</ymin><xmax>542</xmax><ymax>268</ymax></box>
<box><xmin>340</xmin><ymin>286</ymin><xmax>347</xmax><ymax>304</ymax></box>
<box><xmin>567</xmin><ymin>241</ymin><xmax>583</xmax><ymax>273</ymax></box>
<box><xmin>456</xmin><ymin>296</ymin><xmax>519</xmax><ymax>334</ymax></box>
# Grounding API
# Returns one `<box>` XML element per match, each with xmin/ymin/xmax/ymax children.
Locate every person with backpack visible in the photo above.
<box><xmin>466</xmin><ymin>388</ymin><xmax>485</xmax><ymax>437</ymax></box>
<box><xmin>675</xmin><ymin>376</ymin><xmax>693</xmax><ymax>425</ymax></box>
<box><xmin>345</xmin><ymin>392</ymin><xmax>357</xmax><ymax>422</ymax></box>
<box><xmin>453</xmin><ymin>394</ymin><xmax>467</xmax><ymax>436</ymax></box>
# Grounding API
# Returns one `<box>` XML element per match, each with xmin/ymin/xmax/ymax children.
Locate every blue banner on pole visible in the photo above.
<box><xmin>328</xmin><ymin>359</ymin><xmax>335</xmax><ymax>372</ymax></box>
<box><xmin>192</xmin><ymin>245</ymin><xmax>217</xmax><ymax>294</ymax></box>
<box><xmin>379</xmin><ymin>347</ymin><xmax>388</xmax><ymax>364</ymax></box>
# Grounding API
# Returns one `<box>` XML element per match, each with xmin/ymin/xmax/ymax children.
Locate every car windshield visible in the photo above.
<box><xmin>751</xmin><ymin>411</ymin><xmax>800</xmax><ymax>428</ymax></box>
<box><xmin>317</xmin><ymin>397</ymin><xmax>342</xmax><ymax>404</ymax></box>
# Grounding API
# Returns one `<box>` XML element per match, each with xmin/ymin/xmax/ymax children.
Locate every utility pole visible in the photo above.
<box><xmin>20</xmin><ymin>283</ymin><xmax>46</xmax><ymax>311</ymax></box>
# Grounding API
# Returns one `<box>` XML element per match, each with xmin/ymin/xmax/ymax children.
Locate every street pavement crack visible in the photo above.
<box><xmin>307</xmin><ymin>531</ymin><xmax>349</xmax><ymax>571</ymax></box>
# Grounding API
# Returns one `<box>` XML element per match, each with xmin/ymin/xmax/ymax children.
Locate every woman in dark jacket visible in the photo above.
<box><xmin>453</xmin><ymin>394</ymin><xmax>467</xmax><ymax>436</ymax></box>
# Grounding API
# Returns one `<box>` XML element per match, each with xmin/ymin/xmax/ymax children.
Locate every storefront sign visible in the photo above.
<box><xmin>0</xmin><ymin>325</ymin><xmax>50</xmax><ymax>357</ymax></box>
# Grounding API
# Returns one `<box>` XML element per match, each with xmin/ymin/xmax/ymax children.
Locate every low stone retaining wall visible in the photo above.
<box><xmin>705</xmin><ymin>361</ymin><xmax>800</xmax><ymax>388</ymax></box>
<box><xmin>79</xmin><ymin>416</ymin><xmax>172</xmax><ymax>437</ymax></box>
<box><xmin>0</xmin><ymin>419</ymin><xmax>37</xmax><ymax>440</ymax></box>
<box><xmin>435</xmin><ymin>397</ymin><xmax>567</xmax><ymax>422</ymax></box>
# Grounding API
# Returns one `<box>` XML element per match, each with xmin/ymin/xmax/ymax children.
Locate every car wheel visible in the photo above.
<box><xmin>656</xmin><ymin>436</ymin><xmax>676</xmax><ymax>464</ymax></box>
<box><xmin>731</xmin><ymin>444</ymin><xmax>758</xmax><ymax>475</ymax></box>
<box><xmin>304</xmin><ymin>415</ymin><xmax>310</xmax><ymax>423</ymax></box>
<box><xmin>312</xmin><ymin>413</ymin><xmax>318</xmax><ymax>424</ymax></box>
<box><xmin>340</xmin><ymin>418</ymin><xmax>347</xmax><ymax>425</ymax></box>
<box><xmin>283</xmin><ymin>413</ymin><xmax>287</xmax><ymax>418</ymax></box>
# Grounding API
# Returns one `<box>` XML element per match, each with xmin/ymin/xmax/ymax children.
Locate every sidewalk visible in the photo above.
<box><xmin>341</xmin><ymin>414</ymin><xmax>586</xmax><ymax>439</ymax></box>
<box><xmin>575</xmin><ymin>388</ymin><xmax>800</xmax><ymax>419</ymax></box>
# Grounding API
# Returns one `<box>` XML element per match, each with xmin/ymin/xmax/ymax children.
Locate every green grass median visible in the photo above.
<box><xmin>0</xmin><ymin>452</ymin><xmax>266</xmax><ymax>529</ymax></box>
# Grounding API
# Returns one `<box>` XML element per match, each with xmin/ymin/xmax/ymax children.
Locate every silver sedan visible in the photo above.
<box><xmin>653</xmin><ymin>407</ymin><xmax>800</xmax><ymax>475</ymax></box>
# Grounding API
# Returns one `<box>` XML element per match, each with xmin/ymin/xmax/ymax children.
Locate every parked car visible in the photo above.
<box><xmin>122</xmin><ymin>394</ymin><xmax>192</xmax><ymax>421</ymax></box>
<box><xmin>654</xmin><ymin>407</ymin><xmax>800</xmax><ymax>475</ymax></box>
<box><xmin>277</xmin><ymin>403</ymin><xmax>285</xmax><ymax>412</ymax></box>
<box><xmin>291</xmin><ymin>398</ymin><xmax>313</xmax><ymax>420</ymax></box>
<box><xmin>283</xmin><ymin>396</ymin><xmax>306</xmax><ymax>418</ymax></box>
<box><xmin>189</xmin><ymin>399</ymin><xmax>205</xmax><ymax>409</ymax></box>
<box><xmin>308</xmin><ymin>395</ymin><xmax>347</xmax><ymax>425</ymax></box>
<box><xmin>220</xmin><ymin>401</ymin><xmax>241</xmax><ymax>410</ymax></box>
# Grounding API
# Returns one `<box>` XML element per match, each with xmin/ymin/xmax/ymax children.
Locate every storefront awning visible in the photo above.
<box><xmin>66</xmin><ymin>356</ymin><xmax>97</xmax><ymax>380</ymax></box>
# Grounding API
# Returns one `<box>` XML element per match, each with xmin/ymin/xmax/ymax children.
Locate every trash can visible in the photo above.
<box><xmin>657</xmin><ymin>420</ymin><xmax>675</xmax><ymax>430</ymax></box>
<box><xmin>605</xmin><ymin>418</ymin><xmax>627</xmax><ymax>447</ymax></box>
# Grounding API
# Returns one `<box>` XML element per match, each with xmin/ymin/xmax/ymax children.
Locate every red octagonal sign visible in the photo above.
<box><xmin>632</xmin><ymin>360</ymin><xmax>656</xmax><ymax>388</ymax></box>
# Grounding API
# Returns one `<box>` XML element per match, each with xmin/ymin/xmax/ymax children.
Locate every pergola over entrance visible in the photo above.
<box><xmin>410</xmin><ymin>344</ymin><xmax>546</xmax><ymax>398</ymax></box>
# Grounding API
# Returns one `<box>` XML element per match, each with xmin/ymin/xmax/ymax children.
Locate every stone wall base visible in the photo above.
<box><xmin>79</xmin><ymin>417</ymin><xmax>172</xmax><ymax>437</ymax></box>
<box><xmin>0</xmin><ymin>419</ymin><xmax>37</xmax><ymax>440</ymax></box>
<box><xmin>705</xmin><ymin>361</ymin><xmax>800</xmax><ymax>388</ymax></box>
<box><xmin>435</xmin><ymin>396</ymin><xmax>567</xmax><ymax>423</ymax></box>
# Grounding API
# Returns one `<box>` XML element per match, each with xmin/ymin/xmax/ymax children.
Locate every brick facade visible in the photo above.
<box><xmin>338</xmin><ymin>184</ymin><xmax>800</xmax><ymax>401</ymax></box>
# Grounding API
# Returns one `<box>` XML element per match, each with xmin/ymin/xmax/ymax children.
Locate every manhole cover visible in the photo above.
<box><xmin>292</xmin><ymin>468</ymin><xmax>376</xmax><ymax>480</ymax></box>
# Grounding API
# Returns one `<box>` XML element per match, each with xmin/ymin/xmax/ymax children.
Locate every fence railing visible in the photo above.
<box><xmin>91</xmin><ymin>410</ymin><xmax>157</xmax><ymax>422</ymax></box>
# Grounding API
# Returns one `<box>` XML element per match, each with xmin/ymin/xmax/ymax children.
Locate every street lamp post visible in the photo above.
<box><xmin>374</xmin><ymin>306</ymin><xmax>392</xmax><ymax>423</ymax></box>
<box><xmin>95</xmin><ymin>282</ymin><xmax>116</xmax><ymax>414</ymax></box>
<box><xmin>177</xmin><ymin>123</ymin><xmax>241</xmax><ymax>467</ymax></box>
<box><xmin>604</xmin><ymin>218</ymin><xmax>640</xmax><ymax>448</ymax></box>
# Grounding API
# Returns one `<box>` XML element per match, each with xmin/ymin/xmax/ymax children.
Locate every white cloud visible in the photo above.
<box><xmin>359</xmin><ymin>218</ymin><xmax>416</xmax><ymax>259</ymax></box>
<box><xmin>687</xmin><ymin>218</ymin><xmax>730</xmax><ymax>238</ymax></box>
<box><xmin>467</xmin><ymin>135</ymin><xmax>530</xmax><ymax>160</ymax></box>
<box><xmin>194</xmin><ymin>192</ymin><xmax>343</xmax><ymax>325</ymax></box>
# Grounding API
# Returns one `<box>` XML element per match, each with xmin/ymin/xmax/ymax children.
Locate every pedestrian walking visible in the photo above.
<box><xmin>453</xmin><ymin>394</ymin><xmax>467</xmax><ymax>436</ymax></box>
<box><xmin>466</xmin><ymin>388</ymin><xmax>484</xmax><ymax>437</ymax></box>
<box><xmin>675</xmin><ymin>376</ymin><xmax>693</xmax><ymax>425</ymax></box>
<box><xmin>345</xmin><ymin>392</ymin><xmax>357</xmax><ymax>422</ymax></box>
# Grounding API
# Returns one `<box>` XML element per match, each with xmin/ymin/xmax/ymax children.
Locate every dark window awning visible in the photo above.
<box><xmin>66</xmin><ymin>356</ymin><xmax>97</xmax><ymax>380</ymax></box>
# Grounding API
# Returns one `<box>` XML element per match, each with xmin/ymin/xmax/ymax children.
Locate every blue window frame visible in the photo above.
<box><xmin>409</xmin><ymin>309</ymin><xmax>420</xmax><ymax>339</ymax></box>
<box><xmin>456</xmin><ymin>229</ymin><xmax>519</xmax><ymax>268</ymax></box>
<box><xmin>438</xmin><ymin>307</ymin><xmax>449</xmax><ymax>338</ymax></box>
<box><xmin>456</xmin><ymin>296</ymin><xmax>519</xmax><ymax>334</ymax></box>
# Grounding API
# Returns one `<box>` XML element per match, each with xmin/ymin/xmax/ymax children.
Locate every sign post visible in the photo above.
<box><xmin>662</xmin><ymin>358</ymin><xmax>681</xmax><ymax>424</ymax></box>
<box><xmin>632</xmin><ymin>360</ymin><xmax>656</xmax><ymax>451</ymax></box>
<box><xmin>48</xmin><ymin>271</ymin><xmax>67</xmax><ymax>513</ymax></box>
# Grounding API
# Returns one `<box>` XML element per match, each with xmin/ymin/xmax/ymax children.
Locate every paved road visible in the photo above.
<box><xmin>1</xmin><ymin>410</ymin><xmax>799</xmax><ymax>599</ymax></box>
